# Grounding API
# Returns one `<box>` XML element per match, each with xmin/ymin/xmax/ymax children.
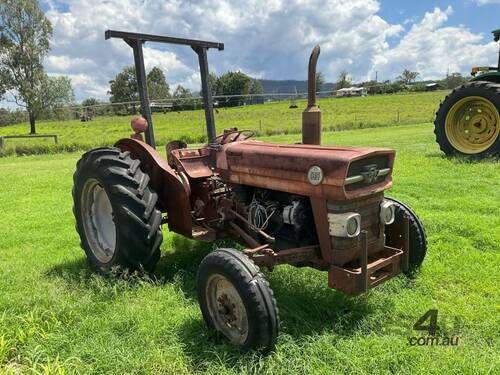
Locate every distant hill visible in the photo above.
<box><xmin>259</xmin><ymin>79</ymin><xmax>335</xmax><ymax>94</ymax></box>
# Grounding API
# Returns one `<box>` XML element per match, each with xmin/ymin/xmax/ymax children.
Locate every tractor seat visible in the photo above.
<box><xmin>169</xmin><ymin>145</ymin><xmax>214</xmax><ymax>179</ymax></box>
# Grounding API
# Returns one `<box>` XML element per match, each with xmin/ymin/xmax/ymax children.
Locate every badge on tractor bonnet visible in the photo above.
<box><xmin>308</xmin><ymin>165</ymin><xmax>323</xmax><ymax>185</ymax></box>
<box><xmin>360</xmin><ymin>164</ymin><xmax>379</xmax><ymax>184</ymax></box>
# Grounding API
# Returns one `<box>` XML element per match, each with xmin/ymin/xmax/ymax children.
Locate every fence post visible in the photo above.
<box><xmin>397</xmin><ymin>109</ymin><xmax>400</xmax><ymax>123</ymax></box>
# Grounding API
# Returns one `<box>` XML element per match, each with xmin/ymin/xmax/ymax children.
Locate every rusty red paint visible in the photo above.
<box><xmin>328</xmin><ymin>245</ymin><xmax>404</xmax><ymax>295</ymax></box>
<box><xmin>115</xmin><ymin>138</ymin><xmax>193</xmax><ymax>237</ymax></box>
<box><xmin>109</xmin><ymin>42</ymin><xmax>412</xmax><ymax>298</ymax></box>
<box><xmin>115</xmin><ymin>133</ymin><xmax>407</xmax><ymax>295</ymax></box>
<box><xmin>217</xmin><ymin>140</ymin><xmax>394</xmax><ymax>200</ymax></box>
<box><xmin>303</xmin><ymin>45</ymin><xmax>321</xmax><ymax>145</ymax></box>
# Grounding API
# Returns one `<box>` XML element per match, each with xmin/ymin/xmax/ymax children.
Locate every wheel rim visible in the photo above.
<box><xmin>205</xmin><ymin>274</ymin><xmax>249</xmax><ymax>345</ymax></box>
<box><xmin>81</xmin><ymin>178</ymin><xmax>116</xmax><ymax>263</ymax></box>
<box><xmin>445</xmin><ymin>96</ymin><xmax>500</xmax><ymax>154</ymax></box>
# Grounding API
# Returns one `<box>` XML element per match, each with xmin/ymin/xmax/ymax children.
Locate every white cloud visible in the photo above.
<box><xmin>142</xmin><ymin>48</ymin><xmax>193</xmax><ymax>78</ymax></box>
<box><xmin>37</xmin><ymin>1</ymin><xmax>498</xmax><ymax>102</ymax></box>
<box><xmin>46</xmin><ymin>55</ymin><xmax>96</xmax><ymax>71</ymax></box>
<box><xmin>475</xmin><ymin>0</ymin><xmax>500</xmax><ymax>5</ymax></box>
<box><xmin>57</xmin><ymin>73</ymin><xmax>109</xmax><ymax>98</ymax></box>
<box><xmin>370</xmin><ymin>6</ymin><xmax>497</xmax><ymax>81</ymax></box>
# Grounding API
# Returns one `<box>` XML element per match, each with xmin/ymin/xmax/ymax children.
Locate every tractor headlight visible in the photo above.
<box><xmin>380</xmin><ymin>200</ymin><xmax>396</xmax><ymax>225</ymax></box>
<box><xmin>327</xmin><ymin>212</ymin><xmax>361</xmax><ymax>238</ymax></box>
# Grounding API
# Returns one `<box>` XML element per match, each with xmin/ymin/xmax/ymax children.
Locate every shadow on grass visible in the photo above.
<box><xmin>425</xmin><ymin>151</ymin><xmax>499</xmax><ymax>163</ymax></box>
<box><xmin>46</xmin><ymin>257</ymin><xmax>94</xmax><ymax>285</ymax></box>
<box><xmin>171</xmin><ymin>264</ymin><xmax>379</xmax><ymax>369</ymax></box>
<box><xmin>47</xmin><ymin>235</ymin><xmax>386</xmax><ymax>364</ymax></box>
<box><xmin>154</xmin><ymin>236</ymin><xmax>381</xmax><ymax>368</ymax></box>
<box><xmin>155</xmin><ymin>236</ymin><xmax>375</xmax><ymax>336</ymax></box>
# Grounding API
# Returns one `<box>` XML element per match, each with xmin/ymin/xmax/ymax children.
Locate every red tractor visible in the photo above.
<box><xmin>72</xmin><ymin>31</ymin><xmax>427</xmax><ymax>353</ymax></box>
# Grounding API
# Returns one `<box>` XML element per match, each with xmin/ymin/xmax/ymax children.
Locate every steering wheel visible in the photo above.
<box><xmin>213</xmin><ymin>129</ymin><xmax>256</xmax><ymax>144</ymax></box>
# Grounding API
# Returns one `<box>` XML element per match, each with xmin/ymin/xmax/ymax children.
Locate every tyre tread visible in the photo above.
<box><xmin>434</xmin><ymin>81</ymin><xmax>500</xmax><ymax>157</ymax></box>
<box><xmin>197</xmin><ymin>249</ymin><xmax>279</xmax><ymax>353</ymax></box>
<box><xmin>72</xmin><ymin>147</ymin><xmax>162</xmax><ymax>272</ymax></box>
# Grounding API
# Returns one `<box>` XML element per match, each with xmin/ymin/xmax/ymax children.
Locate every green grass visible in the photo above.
<box><xmin>0</xmin><ymin>124</ymin><xmax>499</xmax><ymax>374</ymax></box>
<box><xmin>0</xmin><ymin>91</ymin><xmax>446</xmax><ymax>156</ymax></box>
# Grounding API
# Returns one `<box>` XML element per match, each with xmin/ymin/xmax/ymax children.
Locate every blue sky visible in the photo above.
<box><xmin>4</xmin><ymin>0</ymin><xmax>500</xmax><ymax>105</ymax></box>
<box><xmin>379</xmin><ymin>0</ymin><xmax>499</xmax><ymax>41</ymax></box>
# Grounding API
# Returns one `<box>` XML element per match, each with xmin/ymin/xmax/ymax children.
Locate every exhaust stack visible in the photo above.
<box><xmin>302</xmin><ymin>45</ymin><xmax>321</xmax><ymax>145</ymax></box>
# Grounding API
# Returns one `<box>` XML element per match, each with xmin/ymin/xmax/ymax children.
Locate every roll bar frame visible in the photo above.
<box><xmin>105</xmin><ymin>30</ymin><xmax>224</xmax><ymax>148</ymax></box>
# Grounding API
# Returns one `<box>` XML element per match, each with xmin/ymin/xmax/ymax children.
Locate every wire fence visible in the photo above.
<box><xmin>0</xmin><ymin>90</ymin><xmax>447</xmax><ymax>156</ymax></box>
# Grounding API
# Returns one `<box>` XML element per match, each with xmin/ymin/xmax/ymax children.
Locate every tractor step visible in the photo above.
<box><xmin>192</xmin><ymin>225</ymin><xmax>216</xmax><ymax>242</ymax></box>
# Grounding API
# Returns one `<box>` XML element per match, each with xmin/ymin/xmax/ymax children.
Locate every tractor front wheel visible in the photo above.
<box><xmin>434</xmin><ymin>81</ymin><xmax>500</xmax><ymax>157</ymax></box>
<box><xmin>385</xmin><ymin>197</ymin><xmax>427</xmax><ymax>272</ymax></box>
<box><xmin>197</xmin><ymin>249</ymin><xmax>279</xmax><ymax>353</ymax></box>
<box><xmin>72</xmin><ymin>147</ymin><xmax>162</xmax><ymax>272</ymax></box>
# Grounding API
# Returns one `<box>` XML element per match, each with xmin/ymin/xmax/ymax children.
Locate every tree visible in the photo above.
<box><xmin>248</xmin><ymin>79</ymin><xmax>263</xmax><ymax>95</ymax></box>
<box><xmin>39</xmin><ymin>75</ymin><xmax>74</xmax><ymax>121</ymax></box>
<box><xmin>217</xmin><ymin>71</ymin><xmax>251</xmax><ymax>95</ymax></box>
<box><xmin>81</xmin><ymin>97</ymin><xmax>100</xmax><ymax>119</ymax></box>
<box><xmin>440</xmin><ymin>72</ymin><xmax>468</xmax><ymax>89</ymax></box>
<box><xmin>147</xmin><ymin>66</ymin><xmax>170</xmax><ymax>100</ymax></box>
<box><xmin>12</xmin><ymin>74</ymin><xmax>74</xmax><ymax>121</ymax></box>
<box><xmin>108</xmin><ymin>66</ymin><xmax>137</xmax><ymax>113</ymax></box>
<box><xmin>172</xmin><ymin>84</ymin><xmax>193</xmax><ymax>110</ymax></box>
<box><xmin>207</xmin><ymin>72</ymin><xmax>218</xmax><ymax>97</ymax></box>
<box><xmin>216</xmin><ymin>71</ymin><xmax>252</xmax><ymax>106</ymax></box>
<box><xmin>0</xmin><ymin>107</ymin><xmax>26</xmax><ymax>126</ymax></box>
<box><xmin>0</xmin><ymin>0</ymin><xmax>53</xmax><ymax>133</ymax></box>
<box><xmin>397</xmin><ymin>69</ymin><xmax>419</xmax><ymax>84</ymax></box>
<box><xmin>109</xmin><ymin>66</ymin><xmax>137</xmax><ymax>102</ymax></box>
<box><xmin>39</xmin><ymin>75</ymin><xmax>74</xmax><ymax>111</ymax></box>
<box><xmin>315</xmin><ymin>71</ymin><xmax>325</xmax><ymax>91</ymax></box>
<box><xmin>381</xmin><ymin>80</ymin><xmax>404</xmax><ymax>94</ymax></box>
<box><xmin>81</xmin><ymin>97</ymin><xmax>100</xmax><ymax>107</ymax></box>
<box><xmin>173</xmin><ymin>85</ymin><xmax>191</xmax><ymax>98</ymax></box>
<box><xmin>203</xmin><ymin>72</ymin><xmax>262</xmax><ymax>106</ymax></box>
<box><xmin>335</xmin><ymin>71</ymin><xmax>351</xmax><ymax>90</ymax></box>
<box><xmin>361</xmin><ymin>80</ymin><xmax>381</xmax><ymax>95</ymax></box>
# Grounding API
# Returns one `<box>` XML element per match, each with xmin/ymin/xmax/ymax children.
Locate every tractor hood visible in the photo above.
<box><xmin>216</xmin><ymin>140</ymin><xmax>395</xmax><ymax>201</ymax></box>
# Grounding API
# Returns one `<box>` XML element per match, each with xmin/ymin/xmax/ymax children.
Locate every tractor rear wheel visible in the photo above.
<box><xmin>434</xmin><ymin>81</ymin><xmax>500</xmax><ymax>157</ymax></box>
<box><xmin>197</xmin><ymin>249</ymin><xmax>279</xmax><ymax>353</ymax></box>
<box><xmin>72</xmin><ymin>147</ymin><xmax>162</xmax><ymax>272</ymax></box>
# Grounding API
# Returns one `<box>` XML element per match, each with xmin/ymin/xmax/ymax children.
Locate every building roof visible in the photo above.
<box><xmin>337</xmin><ymin>87</ymin><xmax>365</xmax><ymax>92</ymax></box>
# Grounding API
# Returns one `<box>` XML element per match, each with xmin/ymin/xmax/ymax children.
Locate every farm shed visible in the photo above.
<box><xmin>425</xmin><ymin>82</ymin><xmax>441</xmax><ymax>91</ymax></box>
<box><xmin>336</xmin><ymin>87</ymin><xmax>367</xmax><ymax>97</ymax></box>
<box><xmin>150</xmin><ymin>102</ymin><xmax>173</xmax><ymax>112</ymax></box>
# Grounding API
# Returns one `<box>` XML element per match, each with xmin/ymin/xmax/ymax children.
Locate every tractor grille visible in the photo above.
<box><xmin>327</xmin><ymin>193</ymin><xmax>385</xmax><ymax>266</ymax></box>
<box><xmin>345</xmin><ymin>155</ymin><xmax>390</xmax><ymax>191</ymax></box>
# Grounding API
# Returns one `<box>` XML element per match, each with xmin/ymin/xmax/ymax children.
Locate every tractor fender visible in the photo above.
<box><xmin>470</xmin><ymin>73</ymin><xmax>500</xmax><ymax>84</ymax></box>
<box><xmin>115</xmin><ymin>138</ymin><xmax>193</xmax><ymax>237</ymax></box>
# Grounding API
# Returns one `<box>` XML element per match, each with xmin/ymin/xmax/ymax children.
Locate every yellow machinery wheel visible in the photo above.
<box><xmin>445</xmin><ymin>96</ymin><xmax>499</xmax><ymax>154</ymax></box>
<box><xmin>435</xmin><ymin>81</ymin><xmax>500</xmax><ymax>157</ymax></box>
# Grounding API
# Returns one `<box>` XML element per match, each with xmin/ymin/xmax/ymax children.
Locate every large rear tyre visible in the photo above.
<box><xmin>385</xmin><ymin>197</ymin><xmax>427</xmax><ymax>272</ymax></box>
<box><xmin>434</xmin><ymin>81</ymin><xmax>500</xmax><ymax>157</ymax></box>
<box><xmin>197</xmin><ymin>249</ymin><xmax>279</xmax><ymax>353</ymax></box>
<box><xmin>72</xmin><ymin>147</ymin><xmax>162</xmax><ymax>272</ymax></box>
